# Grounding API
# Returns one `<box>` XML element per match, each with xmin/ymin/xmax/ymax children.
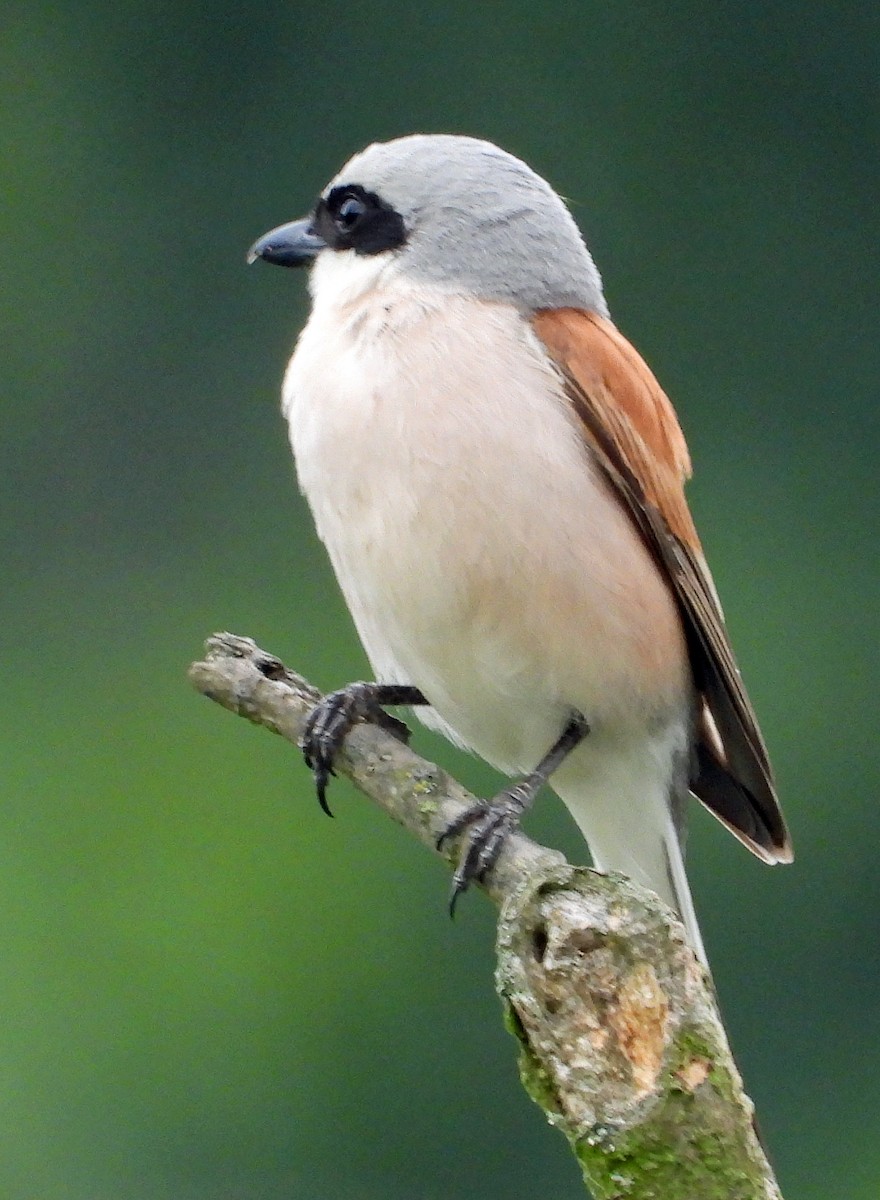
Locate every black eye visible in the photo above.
<box><xmin>314</xmin><ymin>184</ymin><xmax>407</xmax><ymax>256</ymax></box>
<box><xmin>335</xmin><ymin>194</ymin><xmax>366</xmax><ymax>230</ymax></box>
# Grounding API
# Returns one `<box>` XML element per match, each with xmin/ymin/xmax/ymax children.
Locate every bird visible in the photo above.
<box><xmin>248</xmin><ymin>133</ymin><xmax>792</xmax><ymax>967</ymax></box>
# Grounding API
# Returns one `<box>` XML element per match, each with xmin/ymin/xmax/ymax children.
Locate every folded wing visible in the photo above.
<box><xmin>532</xmin><ymin>307</ymin><xmax>792</xmax><ymax>863</ymax></box>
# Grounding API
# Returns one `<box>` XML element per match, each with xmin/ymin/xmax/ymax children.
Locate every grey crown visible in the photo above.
<box><xmin>327</xmin><ymin>134</ymin><xmax>609</xmax><ymax>318</ymax></box>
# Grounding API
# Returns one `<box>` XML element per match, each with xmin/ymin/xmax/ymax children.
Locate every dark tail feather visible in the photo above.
<box><xmin>691</xmin><ymin>743</ymin><xmax>792</xmax><ymax>865</ymax></box>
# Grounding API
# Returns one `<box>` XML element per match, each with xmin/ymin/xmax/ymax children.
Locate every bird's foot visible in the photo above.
<box><xmin>436</xmin><ymin>780</ymin><xmax>535</xmax><ymax>915</ymax></box>
<box><xmin>435</xmin><ymin>710</ymin><xmax>589</xmax><ymax>914</ymax></box>
<box><xmin>301</xmin><ymin>682</ymin><xmax>426</xmax><ymax>815</ymax></box>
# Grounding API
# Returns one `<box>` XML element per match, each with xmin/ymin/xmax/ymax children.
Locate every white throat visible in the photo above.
<box><xmin>308</xmin><ymin>247</ymin><xmax>398</xmax><ymax>311</ymax></box>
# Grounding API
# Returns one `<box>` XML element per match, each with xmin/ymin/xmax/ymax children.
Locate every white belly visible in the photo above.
<box><xmin>284</xmin><ymin>279</ymin><xmax>689</xmax><ymax>778</ymax></box>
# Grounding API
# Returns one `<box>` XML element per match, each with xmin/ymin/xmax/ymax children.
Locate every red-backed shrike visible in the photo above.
<box><xmin>249</xmin><ymin>134</ymin><xmax>792</xmax><ymax>966</ymax></box>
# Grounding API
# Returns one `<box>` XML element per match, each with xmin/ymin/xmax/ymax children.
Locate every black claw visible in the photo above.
<box><xmin>315</xmin><ymin>767</ymin><xmax>334</xmax><ymax>818</ymax></box>
<box><xmin>448</xmin><ymin>832</ymin><xmax>487</xmax><ymax>915</ymax></box>
<box><xmin>448</xmin><ymin>878</ymin><xmax>465</xmax><ymax>919</ymax></box>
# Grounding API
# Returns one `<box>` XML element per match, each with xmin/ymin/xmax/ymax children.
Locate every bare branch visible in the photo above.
<box><xmin>189</xmin><ymin>632</ymin><xmax>784</xmax><ymax>1199</ymax></box>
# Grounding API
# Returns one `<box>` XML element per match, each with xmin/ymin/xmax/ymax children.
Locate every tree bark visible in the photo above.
<box><xmin>189</xmin><ymin>632</ymin><xmax>784</xmax><ymax>1200</ymax></box>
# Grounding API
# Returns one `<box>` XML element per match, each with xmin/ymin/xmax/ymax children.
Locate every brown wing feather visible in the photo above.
<box><xmin>532</xmin><ymin>307</ymin><xmax>792</xmax><ymax>863</ymax></box>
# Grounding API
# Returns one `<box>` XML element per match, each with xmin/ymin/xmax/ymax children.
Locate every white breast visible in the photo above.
<box><xmin>283</xmin><ymin>267</ymin><xmax>689</xmax><ymax>777</ymax></box>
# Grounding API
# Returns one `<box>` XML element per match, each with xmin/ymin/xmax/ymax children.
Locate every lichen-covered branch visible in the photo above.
<box><xmin>189</xmin><ymin>633</ymin><xmax>784</xmax><ymax>1199</ymax></box>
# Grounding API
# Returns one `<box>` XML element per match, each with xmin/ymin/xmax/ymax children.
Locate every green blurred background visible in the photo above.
<box><xmin>2</xmin><ymin>2</ymin><xmax>878</xmax><ymax>1196</ymax></box>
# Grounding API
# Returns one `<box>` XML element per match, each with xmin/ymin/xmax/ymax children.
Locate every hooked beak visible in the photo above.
<box><xmin>247</xmin><ymin>218</ymin><xmax>326</xmax><ymax>267</ymax></box>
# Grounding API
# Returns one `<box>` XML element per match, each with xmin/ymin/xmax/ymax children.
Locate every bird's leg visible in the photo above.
<box><xmin>438</xmin><ymin>710</ymin><xmax>589</xmax><ymax>913</ymax></box>
<box><xmin>301</xmin><ymin>682</ymin><xmax>428</xmax><ymax>815</ymax></box>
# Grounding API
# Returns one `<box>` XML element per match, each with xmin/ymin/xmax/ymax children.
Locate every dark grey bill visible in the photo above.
<box><xmin>247</xmin><ymin>218</ymin><xmax>326</xmax><ymax>267</ymax></box>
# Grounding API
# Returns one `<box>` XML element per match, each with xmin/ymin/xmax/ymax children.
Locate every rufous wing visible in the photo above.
<box><xmin>532</xmin><ymin>307</ymin><xmax>792</xmax><ymax>864</ymax></box>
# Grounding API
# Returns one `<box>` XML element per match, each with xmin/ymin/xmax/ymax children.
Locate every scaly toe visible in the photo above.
<box><xmin>435</xmin><ymin>801</ymin><xmax>489</xmax><ymax>852</ymax></box>
<box><xmin>300</xmin><ymin>689</ymin><xmax>366</xmax><ymax>814</ymax></box>
<box><xmin>441</xmin><ymin>796</ymin><xmax>525</xmax><ymax>914</ymax></box>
